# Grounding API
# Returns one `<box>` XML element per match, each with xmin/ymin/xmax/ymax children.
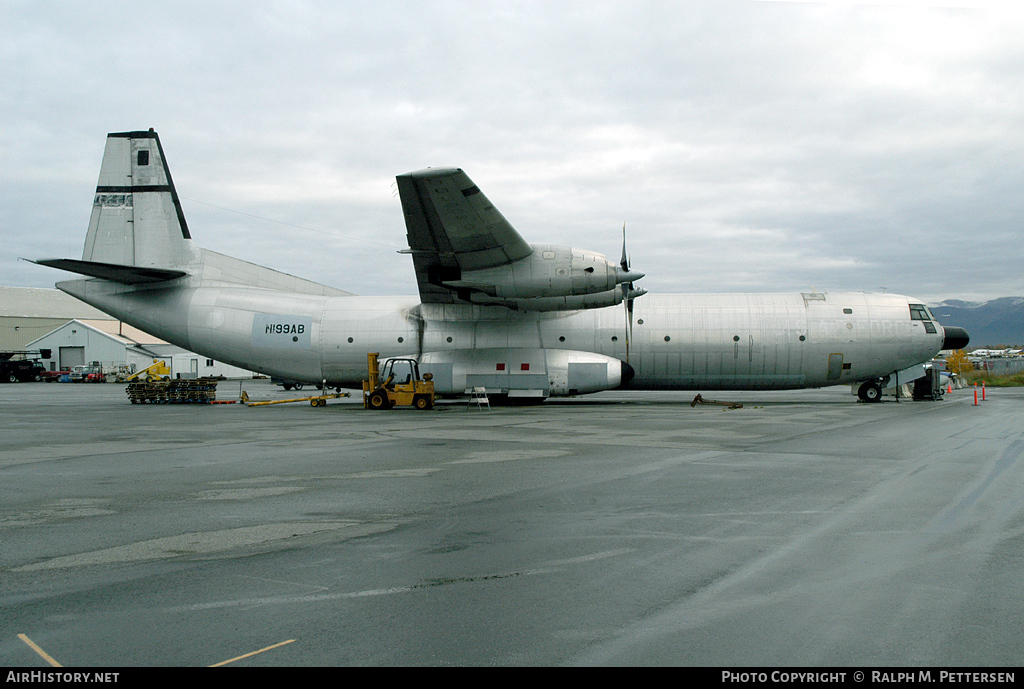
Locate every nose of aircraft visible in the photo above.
<box><xmin>942</xmin><ymin>325</ymin><xmax>970</xmax><ymax>350</ymax></box>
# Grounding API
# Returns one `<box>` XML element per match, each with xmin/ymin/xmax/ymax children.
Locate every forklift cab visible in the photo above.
<box><xmin>381</xmin><ymin>358</ymin><xmax>418</xmax><ymax>388</ymax></box>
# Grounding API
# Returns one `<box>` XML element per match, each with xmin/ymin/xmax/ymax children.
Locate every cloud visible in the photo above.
<box><xmin>2</xmin><ymin>1</ymin><xmax>1022</xmax><ymax>302</ymax></box>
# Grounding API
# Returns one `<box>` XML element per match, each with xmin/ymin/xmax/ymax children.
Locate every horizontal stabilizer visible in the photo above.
<box><xmin>31</xmin><ymin>258</ymin><xmax>186</xmax><ymax>284</ymax></box>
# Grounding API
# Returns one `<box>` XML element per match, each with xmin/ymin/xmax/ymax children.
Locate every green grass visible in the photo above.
<box><xmin>963</xmin><ymin>370</ymin><xmax>1024</xmax><ymax>387</ymax></box>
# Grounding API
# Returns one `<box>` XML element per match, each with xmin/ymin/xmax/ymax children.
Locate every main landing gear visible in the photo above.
<box><xmin>857</xmin><ymin>380</ymin><xmax>883</xmax><ymax>403</ymax></box>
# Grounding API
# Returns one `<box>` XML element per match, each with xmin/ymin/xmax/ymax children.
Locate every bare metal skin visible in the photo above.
<box><xmin>37</xmin><ymin>130</ymin><xmax>958</xmax><ymax>399</ymax></box>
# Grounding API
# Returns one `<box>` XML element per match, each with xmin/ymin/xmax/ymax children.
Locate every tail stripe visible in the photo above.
<box><xmin>96</xmin><ymin>185</ymin><xmax>174</xmax><ymax>193</ymax></box>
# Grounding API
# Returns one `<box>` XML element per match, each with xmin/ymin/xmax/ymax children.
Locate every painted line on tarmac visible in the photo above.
<box><xmin>18</xmin><ymin>634</ymin><xmax>62</xmax><ymax>667</ymax></box>
<box><xmin>210</xmin><ymin>639</ymin><xmax>295</xmax><ymax>667</ymax></box>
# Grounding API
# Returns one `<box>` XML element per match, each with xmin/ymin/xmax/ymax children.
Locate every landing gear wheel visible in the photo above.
<box><xmin>858</xmin><ymin>381</ymin><xmax>882</xmax><ymax>403</ymax></box>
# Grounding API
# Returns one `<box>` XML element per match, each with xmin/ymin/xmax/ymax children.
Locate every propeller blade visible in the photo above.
<box><xmin>620</xmin><ymin>222</ymin><xmax>629</xmax><ymax>272</ymax></box>
<box><xmin>622</xmin><ymin>296</ymin><xmax>630</xmax><ymax>346</ymax></box>
<box><xmin>624</xmin><ymin>287</ymin><xmax>631</xmax><ymax>364</ymax></box>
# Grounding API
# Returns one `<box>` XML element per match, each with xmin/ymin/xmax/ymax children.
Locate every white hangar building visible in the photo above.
<box><xmin>26</xmin><ymin>318</ymin><xmax>252</xmax><ymax>379</ymax></box>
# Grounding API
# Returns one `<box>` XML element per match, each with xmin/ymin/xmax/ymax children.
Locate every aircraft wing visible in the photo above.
<box><xmin>396</xmin><ymin>168</ymin><xmax>533</xmax><ymax>304</ymax></box>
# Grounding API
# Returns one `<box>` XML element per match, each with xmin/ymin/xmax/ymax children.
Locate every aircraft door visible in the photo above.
<box><xmin>827</xmin><ymin>353</ymin><xmax>844</xmax><ymax>381</ymax></box>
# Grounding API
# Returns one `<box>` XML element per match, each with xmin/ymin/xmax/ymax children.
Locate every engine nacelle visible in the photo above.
<box><xmin>442</xmin><ymin>244</ymin><xmax>642</xmax><ymax>303</ymax></box>
<box><xmin>464</xmin><ymin>287</ymin><xmax>646</xmax><ymax>312</ymax></box>
<box><xmin>417</xmin><ymin>347</ymin><xmax>631</xmax><ymax>398</ymax></box>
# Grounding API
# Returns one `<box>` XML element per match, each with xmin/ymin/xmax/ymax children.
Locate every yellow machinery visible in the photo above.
<box><xmin>363</xmin><ymin>353</ymin><xmax>435</xmax><ymax>410</ymax></box>
<box><xmin>125</xmin><ymin>359</ymin><xmax>171</xmax><ymax>382</ymax></box>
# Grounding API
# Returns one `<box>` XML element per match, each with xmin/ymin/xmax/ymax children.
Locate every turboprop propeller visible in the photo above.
<box><xmin>619</xmin><ymin>223</ymin><xmax>647</xmax><ymax>364</ymax></box>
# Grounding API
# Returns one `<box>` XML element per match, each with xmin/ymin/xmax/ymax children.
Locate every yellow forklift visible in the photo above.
<box><xmin>125</xmin><ymin>359</ymin><xmax>171</xmax><ymax>382</ymax></box>
<box><xmin>362</xmin><ymin>353</ymin><xmax>435</xmax><ymax>410</ymax></box>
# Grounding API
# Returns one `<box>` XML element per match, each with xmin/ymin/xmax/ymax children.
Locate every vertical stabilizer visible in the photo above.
<box><xmin>83</xmin><ymin>130</ymin><xmax>192</xmax><ymax>268</ymax></box>
<box><xmin>38</xmin><ymin>129</ymin><xmax>351</xmax><ymax>293</ymax></box>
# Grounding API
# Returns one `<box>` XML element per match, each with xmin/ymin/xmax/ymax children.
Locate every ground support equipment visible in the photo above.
<box><xmin>126</xmin><ymin>378</ymin><xmax>220</xmax><ymax>404</ymax></box>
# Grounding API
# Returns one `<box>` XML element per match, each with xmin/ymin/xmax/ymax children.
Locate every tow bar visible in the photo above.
<box><xmin>690</xmin><ymin>393</ymin><xmax>743</xmax><ymax>410</ymax></box>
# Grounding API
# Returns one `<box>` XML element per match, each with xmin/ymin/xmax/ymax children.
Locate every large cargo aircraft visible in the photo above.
<box><xmin>35</xmin><ymin>130</ymin><xmax>969</xmax><ymax>402</ymax></box>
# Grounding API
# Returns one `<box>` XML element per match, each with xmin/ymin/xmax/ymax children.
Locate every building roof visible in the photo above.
<box><xmin>0</xmin><ymin>286</ymin><xmax>114</xmax><ymax>320</ymax></box>
<box><xmin>77</xmin><ymin>319</ymin><xmax>167</xmax><ymax>346</ymax></box>
<box><xmin>26</xmin><ymin>319</ymin><xmax>169</xmax><ymax>349</ymax></box>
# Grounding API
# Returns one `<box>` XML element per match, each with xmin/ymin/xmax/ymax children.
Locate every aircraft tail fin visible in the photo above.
<box><xmin>40</xmin><ymin>129</ymin><xmax>353</xmax><ymax>297</ymax></box>
<box><xmin>82</xmin><ymin>130</ymin><xmax>193</xmax><ymax>269</ymax></box>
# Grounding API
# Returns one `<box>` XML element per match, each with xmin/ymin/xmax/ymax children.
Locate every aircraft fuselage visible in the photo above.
<box><xmin>59</xmin><ymin>276</ymin><xmax>942</xmax><ymax>395</ymax></box>
<box><xmin>41</xmin><ymin>130</ymin><xmax>958</xmax><ymax>400</ymax></box>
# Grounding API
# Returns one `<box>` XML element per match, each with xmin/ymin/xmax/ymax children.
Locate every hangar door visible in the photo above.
<box><xmin>59</xmin><ymin>346</ymin><xmax>85</xmax><ymax>369</ymax></box>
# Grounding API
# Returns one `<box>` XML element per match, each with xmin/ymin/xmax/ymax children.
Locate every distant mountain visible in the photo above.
<box><xmin>930</xmin><ymin>297</ymin><xmax>1024</xmax><ymax>348</ymax></box>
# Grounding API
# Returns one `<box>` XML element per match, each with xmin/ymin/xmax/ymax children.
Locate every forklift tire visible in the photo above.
<box><xmin>368</xmin><ymin>390</ymin><xmax>389</xmax><ymax>409</ymax></box>
<box><xmin>414</xmin><ymin>395</ymin><xmax>432</xmax><ymax>410</ymax></box>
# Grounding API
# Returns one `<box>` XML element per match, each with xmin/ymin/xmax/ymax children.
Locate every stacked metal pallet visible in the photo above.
<box><xmin>126</xmin><ymin>378</ymin><xmax>220</xmax><ymax>404</ymax></box>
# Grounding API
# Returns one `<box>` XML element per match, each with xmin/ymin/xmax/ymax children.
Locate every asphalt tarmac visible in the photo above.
<box><xmin>1</xmin><ymin>380</ymin><xmax>1021</xmax><ymax>667</ymax></box>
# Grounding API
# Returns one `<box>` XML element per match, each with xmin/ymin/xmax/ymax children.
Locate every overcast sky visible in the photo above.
<box><xmin>2</xmin><ymin>1</ymin><xmax>1021</xmax><ymax>303</ymax></box>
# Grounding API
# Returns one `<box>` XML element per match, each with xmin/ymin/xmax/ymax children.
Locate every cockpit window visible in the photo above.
<box><xmin>909</xmin><ymin>304</ymin><xmax>932</xmax><ymax>321</ymax></box>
